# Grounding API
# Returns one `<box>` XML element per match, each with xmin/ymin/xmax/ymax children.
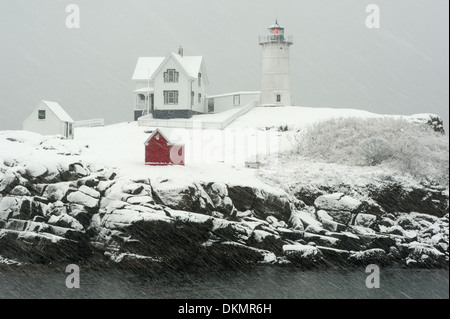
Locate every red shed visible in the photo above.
<box><xmin>144</xmin><ymin>129</ymin><xmax>185</xmax><ymax>166</ymax></box>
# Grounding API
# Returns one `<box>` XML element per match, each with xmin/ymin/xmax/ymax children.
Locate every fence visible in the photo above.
<box><xmin>74</xmin><ymin>118</ymin><xmax>105</xmax><ymax>128</ymax></box>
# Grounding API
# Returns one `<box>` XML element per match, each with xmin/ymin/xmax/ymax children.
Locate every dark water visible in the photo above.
<box><xmin>0</xmin><ymin>266</ymin><xmax>448</xmax><ymax>299</ymax></box>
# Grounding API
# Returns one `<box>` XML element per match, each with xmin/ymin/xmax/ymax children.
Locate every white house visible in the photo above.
<box><xmin>23</xmin><ymin>100</ymin><xmax>75</xmax><ymax>139</ymax></box>
<box><xmin>132</xmin><ymin>48</ymin><xmax>209</xmax><ymax>120</ymax></box>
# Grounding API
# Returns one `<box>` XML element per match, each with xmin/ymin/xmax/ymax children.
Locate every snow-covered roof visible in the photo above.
<box><xmin>172</xmin><ymin>54</ymin><xmax>203</xmax><ymax>78</ymax></box>
<box><xmin>40</xmin><ymin>100</ymin><xmax>74</xmax><ymax>123</ymax></box>
<box><xmin>134</xmin><ymin>87</ymin><xmax>155</xmax><ymax>93</ymax></box>
<box><xmin>132</xmin><ymin>57</ymin><xmax>165</xmax><ymax>81</ymax></box>
<box><xmin>132</xmin><ymin>54</ymin><xmax>204</xmax><ymax>81</ymax></box>
<box><xmin>144</xmin><ymin>128</ymin><xmax>184</xmax><ymax>146</ymax></box>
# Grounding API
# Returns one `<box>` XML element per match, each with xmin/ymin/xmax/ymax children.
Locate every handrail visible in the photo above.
<box><xmin>74</xmin><ymin>118</ymin><xmax>105</xmax><ymax>128</ymax></box>
<box><xmin>259</xmin><ymin>34</ymin><xmax>293</xmax><ymax>44</ymax></box>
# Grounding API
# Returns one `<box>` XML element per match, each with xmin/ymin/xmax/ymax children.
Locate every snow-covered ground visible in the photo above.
<box><xmin>0</xmin><ymin>106</ymin><xmax>436</xmax><ymax>191</ymax></box>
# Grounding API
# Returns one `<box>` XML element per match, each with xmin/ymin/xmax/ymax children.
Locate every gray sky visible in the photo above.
<box><xmin>0</xmin><ymin>0</ymin><xmax>448</xmax><ymax>132</ymax></box>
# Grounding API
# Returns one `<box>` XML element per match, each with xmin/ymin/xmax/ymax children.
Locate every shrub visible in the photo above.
<box><xmin>291</xmin><ymin>117</ymin><xmax>449</xmax><ymax>185</ymax></box>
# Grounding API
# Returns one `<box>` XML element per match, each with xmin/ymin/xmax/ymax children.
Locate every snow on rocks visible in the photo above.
<box><xmin>349</xmin><ymin>248</ymin><xmax>388</xmax><ymax>265</ymax></box>
<box><xmin>314</xmin><ymin>193</ymin><xmax>361</xmax><ymax>212</ymax></box>
<box><xmin>283</xmin><ymin>244</ymin><xmax>323</xmax><ymax>266</ymax></box>
<box><xmin>67</xmin><ymin>190</ymin><xmax>99</xmax><ymax>208</ymax></box>
<box><xmin>0</xmin><ymin>130</ymin><xmax>448</xmax><ymax>268</ymax></box>
<box><xmin>354</xmin><ymin>213</ymin><xmax>377</xmax><ymax>228</ymax></box>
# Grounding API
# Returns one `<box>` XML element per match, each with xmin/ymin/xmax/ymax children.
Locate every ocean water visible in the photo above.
<box><xmin>0</xmin><ymin>266</ymin><xmax>448</xmax><ymax>299</ymax></box>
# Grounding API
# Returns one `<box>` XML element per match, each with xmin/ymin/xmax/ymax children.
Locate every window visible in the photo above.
<box><xmin>198</xmin><ymin>93</ymin><xmax>202</xmax><ymax>104</ymax></box>
<box><xmin>198</xmin><ymin>73</ymin><xmax>202</xmax><ymax>87</ymax></box>
<box><xmin>38</xmin><ymin>110</ymin><xmax>46</xmax><ymax>120</ymax></box>
<box><xmin>208</xmin><ymin>99</ymin><xmax>214</xmax><ymax>113</ymax></box>
<box><xmin>233</xmin><ymin>95</ymin><xmax>240</xmax><ymax>106</ymax></box>
<box><xmin>164</xmin><ymin>69</ymin><xmax>179</xmax><ymax>83</ymax></box>
<box><xmin>191</xmin><ymin>91</ymin><xmax>195</xmax><ymax>106</ymax></box>
<box><xmin>138</xmin><ymin>94</ymin><xmax>146</xmax><ymax>105</ymax></box>
<box><xmin>68</xmin><ymin>123</ymin><xmax>73</xmax><ymax>136</ymax></box>
<box><xmin>276</xmin><ymin>94</ymin><xmax>281</xmax><ymax>103</ymax></box>
<box><xmin>164</xmin><ymin>91</ymin><xmax>179</xmax><ymax>105</ymax></box>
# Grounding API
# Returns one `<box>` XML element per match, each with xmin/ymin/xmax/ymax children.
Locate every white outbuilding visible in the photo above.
<box><xmin>23</xmin><ymin>100</ymin><xmax>75</xmax><ymax>139</ymax></box>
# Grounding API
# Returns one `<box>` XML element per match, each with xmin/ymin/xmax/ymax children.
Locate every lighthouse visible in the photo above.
<box><xmin>259</xmin><ymin>20</ymin><xmax>293</xmax><ymax>107</ymax></box>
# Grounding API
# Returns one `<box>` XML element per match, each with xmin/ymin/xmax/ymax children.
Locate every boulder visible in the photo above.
<box><xmin>282</xmin><ymin>244</ymin><xmax>323</xmax><ymax>266</ymax></box>
<box><xmin>317</xmin><ymin>210</ymin><xmax>333</xmax><ymax>222</ymax></box>
<box><xmin>326</xmin><ymin>211</ymin><xmax>353</xmax><ymax>225</ymax></box>
<box><xmin>42</xmin><ymin>183</ymin><xmax>72</xmax><ymax>202</ymax></box>
<box><xmin>11</xmin><ymin>186</ymin><xmax>31</xmax><ymax>196</ymax></box>
<box><xmin>349</xmin><ymin>248</ymin><xmax>389</xmax><ymax>265</ymax></box>
<box><xmin>47</xmin><ymin>213</ymin><xmax>84</xmax><ymax>231</ymax></box>
<box><xmin>314</xmin><ymin>193</ymin><xmax>361</xmax><ymax>212</ymax></box>
<box><xmin>303</xmin><ymin>232</ymin><xmax>340</xmax><ymax>247</ymax></box>
<box><xmin>206</xmin><ymin>241</ymin><xmax>277</xmax><ymax>265</ymax></box>
<box><xmin>78</xmin><ymin>185</ymin><xmax>100</xmax><ymax>199</ymax></box>
<box><xmin>290</xmin><ymin>210</ymin><xmax>321</xmax><ymax>228</ymax></box>
<box><xmin>227</xmin><ymin>185</ymin><xmax>291</xmax><ymax>221</ymax></box>
<box><xmin>247</xmin><ymin>229</ymin><xmax>284</xmax><ymax>253</ymax></box>
<box><xmin>321</xmin><ymin>218</ymin><xmax>346</xmax><ymax>232</ymax></box>
<box><xmin>354</xmin><ymin>213</ymin><xmax>377</xmax><ymax>228</ymax></box>
<box><xmin>67</xmin><ymin>191</ymin><xmax>99</xmax><ymax>208</ymax></box>
<box><xmin>288</xmin><ymin>212</ymin><xmax>305</xmax><ymax>231</ymax></box>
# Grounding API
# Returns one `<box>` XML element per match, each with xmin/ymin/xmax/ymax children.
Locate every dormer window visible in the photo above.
<box><xmin>164</xmin><ymin>69</ymin><xmax>179</xmax><ymax>83</ymax></box>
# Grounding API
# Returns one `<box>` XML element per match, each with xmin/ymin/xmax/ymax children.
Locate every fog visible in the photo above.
<box><xmin>0</xmin><ymin>0</ymin><xmax>448</xmax><ymax>132</ymax></box>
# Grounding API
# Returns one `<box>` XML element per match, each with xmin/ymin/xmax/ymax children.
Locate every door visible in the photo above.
<box><xmin>65</xmin><ymin>122</ymin><xmax>69</xmax><ymax>138</ymax></box>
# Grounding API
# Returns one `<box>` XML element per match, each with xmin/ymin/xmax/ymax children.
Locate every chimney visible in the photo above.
<box><xmin>178</xmin><ymin>46</ymin><xmax>184</xmax><ymax>57</ymax></box>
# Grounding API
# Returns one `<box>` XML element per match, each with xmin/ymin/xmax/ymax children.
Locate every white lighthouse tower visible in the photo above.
<box><xmin>259</xmin><ymin>20</ymin><xmax>293</xmax><ymax>106</ymax></box>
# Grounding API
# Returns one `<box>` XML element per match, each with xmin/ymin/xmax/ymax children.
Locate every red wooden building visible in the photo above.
<box><xmin>144</xmin><ymin>129</ymin><xmax>185</xmax><ymax>165</ymax></box>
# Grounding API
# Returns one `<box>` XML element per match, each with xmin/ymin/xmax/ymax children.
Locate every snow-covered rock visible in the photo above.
<box><xmin>349</xmin><ymin>248</ymin><xmax>388</xmax><ymax>265</ymax></box>
<box><xmin>10</xmin><ymin>185</ymin><xmax>31</xmax><ymax>196</ymax></box>
<box><xmin>79</xmin><ymin>185</ymin><xmax>100</xmax><ymax>199</ymax></box>
<box><xmin>67</xmin><ymin>191</ymin><xmax>99</xmax><ymax>208</ymax></box>
<box><xmin>314</xmin><ymin>193</ymin><xmax>361</xmax><ymax>212</ymax></box>
<box><xmin>354</xmin><ymin>213</ymin><xmax>377</xmax><ymax>228</ymax></box>
<box><xmin>283</xmin><ymin>244</ymin><xmax>323</xmax><ymax>266</ymax></box>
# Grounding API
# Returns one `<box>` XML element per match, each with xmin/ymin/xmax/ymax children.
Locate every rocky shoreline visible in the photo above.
<box><xmin>0</xmin><ymin>160</ymin><xmax>448</xmax><ymax>269</ymax></box>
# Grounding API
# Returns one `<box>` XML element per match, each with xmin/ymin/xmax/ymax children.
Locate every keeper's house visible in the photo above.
<box><xmin>132</xmin><ymin>47</ymin><xmax>208</xmax><ymax>120</ymax></box>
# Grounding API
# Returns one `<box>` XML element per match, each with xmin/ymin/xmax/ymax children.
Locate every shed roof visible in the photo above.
<box><xmin>144</xmin><ymin>128</ymin><xmax>184</xmax><ymax>146</ymax></box>
<box><xmin>40</xmin><ymin>100</ymin><xmax>74</xmax><ymax>123</ymax></box>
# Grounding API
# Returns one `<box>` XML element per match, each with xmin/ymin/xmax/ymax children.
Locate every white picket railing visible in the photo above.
<box><xmin>74</xmin><ymin>118</ymin><xmax>105</xmax><ymax>128</ymax></box>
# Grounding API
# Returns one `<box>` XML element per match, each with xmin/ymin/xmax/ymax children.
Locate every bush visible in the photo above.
<box><xmin>360</xmin><ymin>138</ymin><xmax>393</xmax><ymax>166</ymax></box>
<box><xmin>291</xmin><ymin>117</ymin><xmax>449</xmax><ymax>185</ymax></box>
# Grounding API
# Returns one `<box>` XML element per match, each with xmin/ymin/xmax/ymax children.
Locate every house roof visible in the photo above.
<box><xmin>132</xmin><ymin>57</ymin><xmax>165</xmax><ymax>81</ymax></box>
<box><xmin>40</xmin><ymin>100</ymin><xmax>74</xmax><ymax>123</ymax></box>
<box><xmin>134</xmin><ymin>87</ymin><xmax>155</xmax><ymax>93</ymax></box>
<box><xmin>132</xmin><ymin>53</ymin><xmax>205</xmax><ymax>81</ymax></box>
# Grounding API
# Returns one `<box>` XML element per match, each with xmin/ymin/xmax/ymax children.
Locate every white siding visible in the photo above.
<box><xmin>260</xmin><ymin>42</ymin><xmax>292</xmax><ymax>106</ymax></box>
<box><xmin>190</xmin><ymin>62</ymin><xmax>207</xmax><ymax>113</ymax></box>
<box><xmin>207</xmin><ymin>92</ymin><xmax>261</xmax><ymax>113</ymax></box>
<box><xmin>154</xmin><ymin>58</ymin><xmax>191</xmax><ymax>111</ymax></box>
